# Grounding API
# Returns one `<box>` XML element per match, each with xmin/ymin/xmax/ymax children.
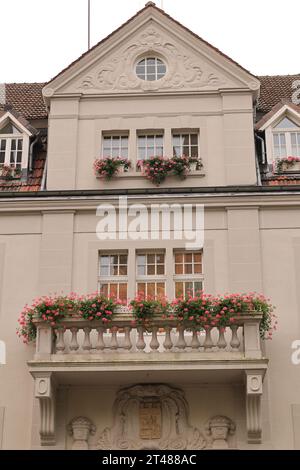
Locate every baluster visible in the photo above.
<box><xmin>69</xmin><ymin>327</ymin><xmax>79</xmax><ymax>352</ymax></box>
<box><xmin>230</xmin><ymin>325</ymin><xmax>240</xmax><ymax>350</ymax></box>
<box><xmin>150</xmin><ymin>326</ymin><xmax>159</xmax><ymax>352</ymax></box>
<box><xmin>175</xmin><ymin>325</ymin><xmax>187</xmax><ymax>350</ymax></box>
<box><xmin>123</xmin><ymin>327</ymin><xmax>132</xmax><ymax>350</ymax></box>
<box><xmin>55</xmin><ymin>328</ymin><xmax>65</xmax><ymax>354</ymax></box>
<box><xmin>96</xmin><ymin>327</ymin><xmax>106</xmax><ymax>351</ymax></box>
<box><xmin>203</xmin><ymin>327</ymin><xmax>214</xmax><ymax>350</ymax></box>
<box><xmin>109</xmin><ymin>327</ymin><xmax>119</xmax><ymax>350</ymax></box>
<box><xmin>136</xmin><ymin>326</ymin><xmax>146</xmax><ymax>352</ymax></box>
<box><xmin>82</xmin><ymin>327</ymin><xmax>92</xmax><ymax>353</ymax></box>
<box><xmin>191</xmin><ymin>329</ymin><xmax>201</xmax><ymax>349</ymax></box>
<box><xmin>217</xmin><ymin>327</ymin><xmax>227</xmax><ymax>349</ymax></box>
<box><xmin>163</xmin><ymin>326</ymin><xmax>173</xmax><ymax>351</ymax></box>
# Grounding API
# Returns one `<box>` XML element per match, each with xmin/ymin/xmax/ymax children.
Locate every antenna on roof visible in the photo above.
<box><xmin>88</xmin><ymin>0</ymin><xmax>91</xmax><ymax>50</ymax></box>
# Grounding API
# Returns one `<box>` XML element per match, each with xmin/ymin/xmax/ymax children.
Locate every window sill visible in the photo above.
<box><xmin>96</xmin><ymin>171</ymin><xmax>205</xmax><ymax>180</ymax></box>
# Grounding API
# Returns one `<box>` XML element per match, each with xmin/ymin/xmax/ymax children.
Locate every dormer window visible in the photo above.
<box><xmin>256</xmin><ymin>104</ymin><xmax>300</xmax><ymax>171</ymax></box>
<box><xmin>272</xmin><ymin>118</ymin><xmax>300</xmax><ymax>158</ymax></box>
<box><xmin>0</xmin><ymin>112</ymin><xmax>32</xmax><ymax>175</ymax></box>
<box><xmin>0</xmin><ymin>124</ymin><xmax>23</xmax><ymax>168</ymax></box>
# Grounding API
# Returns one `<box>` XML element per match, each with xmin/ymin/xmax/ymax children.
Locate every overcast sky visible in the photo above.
<box><xmin>1</xmin><ymin>0</ymin><xmax>299</xmax><ymax>83</ymax></box>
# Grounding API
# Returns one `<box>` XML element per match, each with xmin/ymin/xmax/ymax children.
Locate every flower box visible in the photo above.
<box><xmin>275</xmin><ymin>157</ymin><xmax>300</xmax><ymax>174</ymax></box>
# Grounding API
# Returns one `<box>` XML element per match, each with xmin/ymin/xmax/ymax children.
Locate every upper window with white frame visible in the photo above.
<box><xmin>272</xmin><ymin>117</ymin><xmax>300</xmax><ymax>158</ymax></box>
<box><xmin>173</xmin><ymin>251</ymin><xmax>203</xmax><ymax>298</ymax></box>
<box><xmin>136</xmin><ymin>252</ymin><xmax>166</xmax><ymax>298</ymax></box>
<box><xmin>98</xmin><ymin>252</ymin><xmax>128</xmax><ymax>301</ymax></box>
<box><xmin>172</xmin><ymin>132</ymin><xmax>199</xmax><ymax>159</ymax></box>
<box><xmin>0</xmin><ymin>112</ymin><xmax>31</xmax><ymax>171</ymax></box>
<box><xmin>0</xmin><ymin>121</ymin><xmax>23</xmax><ymax>168</ymax></box>
<box><xmin>137</xmin><ymin>134</ymin><xmax>164</xmax><ymax>161</ymax></box>
<box><xmin>102</xmin><ymin>134</ymin><xmax>129</xmax><ymax>159</ymax></box>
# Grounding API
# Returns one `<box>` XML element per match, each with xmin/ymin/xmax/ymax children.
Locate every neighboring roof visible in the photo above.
<box><xmin>1</xmin><ymin>83</ymin><xmax>47</xmax><ymax>120</ymax></box>
<box><xmin>255</xmin><ymin>99</ymin><xmax>300</xmax><ymax>130</ymax></box>
<box><xmin>46</xmin><ymin>1</ymin><xmax>258</xmax><ymax>88</ymax></box>
<box><xmin>257</xmin><ymin>74</ymin><xmax>300</xmax><ymax>113</ymax></box>
<box><xmin>0</xmin><ymin>154</ymin><xmax>46</xmax><ymax>192</ymax></box>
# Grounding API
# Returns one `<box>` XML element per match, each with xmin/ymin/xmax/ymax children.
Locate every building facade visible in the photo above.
<box><xmin>0</xmin><ymin>2</ymin><xmax>300</xmax><ymax>450</ymax></box>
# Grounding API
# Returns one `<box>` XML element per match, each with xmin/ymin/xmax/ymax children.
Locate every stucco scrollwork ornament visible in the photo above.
<box><xmin>77</xmin><ymin>27</ymin><xmax>225</xmax><ymax>93</ymax></box>
<box><xmin>96</xmin><ymin>384</ymin><xmax>207</xmax><ymax>450</ymax></box>
<box><xmin>68</xmin><ymin>416</ymin><xmax>96</xmax><ymax>450</ymax></box>
<box><xmin>205</xmin><ymin>415</ymin><xmax>236</xmax><ymax>449</ymax></box>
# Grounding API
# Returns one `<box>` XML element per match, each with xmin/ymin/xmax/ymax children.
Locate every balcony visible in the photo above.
<box><xmin>28</xmin><ymin>307</ymin><xmax>267</xmax><ymax>445</ymax></box>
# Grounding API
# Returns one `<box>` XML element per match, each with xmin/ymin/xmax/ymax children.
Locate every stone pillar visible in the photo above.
<box><xmin>68</xmin><ymin>417</ymin><xmax>96</xmax><ymax>450</ymax></box>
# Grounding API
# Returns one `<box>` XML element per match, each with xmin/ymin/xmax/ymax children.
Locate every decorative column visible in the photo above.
<box><xmin>245</xmin><ymin>370</ymin><xmax>264</xmax><ymax>444</ymax></box>
<box><xmin>34</xmin><ymin>372</ymin><xmax>56</xmax><ymax>446</ymax></box>
<box><xmin>68</xmin><ymin>417</ymin><xmax>96</xmax><ymax>450</ymax></box>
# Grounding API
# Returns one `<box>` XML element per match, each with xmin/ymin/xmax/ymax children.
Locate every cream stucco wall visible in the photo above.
<box><xmin>0</xmin><ymin>197</ymin><xmax>300</xmax><ymax>449</ymax></box>
<box><xmin>46</xmin><ymin>93</ymin><xmax>256</xmax><ymax>191</ymax></box>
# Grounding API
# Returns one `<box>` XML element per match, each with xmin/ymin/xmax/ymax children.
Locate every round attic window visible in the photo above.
<box><xmin>136</xmin><ymin>57</ymin><xmax>166</xmax><ymax>81</ymax></box>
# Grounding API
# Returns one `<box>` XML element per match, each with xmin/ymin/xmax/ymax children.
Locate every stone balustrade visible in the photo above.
<box><xmin>33</xmin><ymin>309</ymin><xmax>263</xmax><ymax>360</ymax></box>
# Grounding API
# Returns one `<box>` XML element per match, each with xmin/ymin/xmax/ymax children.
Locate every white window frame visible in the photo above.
<box><xmin>259</xmin><ymin>106</ymin><xmax>300</xmax><ymax>164</ymax></box>
<box><xmin>137</xmin><ymin>132</ymin><xmax>164</xmax><ymax>161</ymax></box>
<box><xmin>98</xmin><ymin>252</ymin><xmax>128</xmax><ymax>300</ymax></box>
<box><xmin>172</xmin><ymin>131</ymin><xmax>200</xmax><ymax>159</ymax></box>
<box><xmin>0</xmin><ymin>112</ymin><xmax>31</xmax><ymax>170</ymax></box>
<box><xmin>272</xmin><ymin>130</ymin><xmax>300</xmax><ymax>158</ymax></box>
<box><xmin>135</xmin><ymin>57</ymin><xmax>166</xmax><ymax>81</ymax></box>
<box><xmin>101</xmin><ymin>133</ymin><xmax>129</xmax><ymax>159</ymax></box>
<box><xmin>136</xmin><ymin>251</ymin><xmax>166</xmax><ymax>298</ymax></box>
<box><xmin>0</xmin><ymin>136</ymin><xmax>23</xmax><ymax>167</ymax></box>
<box><xmin>173</xmin><ymin>250</ymin><xmax>204</xmax><ymax>297</ymax></box>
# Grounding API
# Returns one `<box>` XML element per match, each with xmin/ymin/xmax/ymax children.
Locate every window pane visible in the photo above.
<box><xmin>119</xmin><ymin>284</ymin><xmax>127</xmax><ymax>301</ymax></box>
<box><xmin>190</xmin><ymin>134</ymin><xmax>198</xmax><ymax>145</ymax></box>
<box><xmin>183</xmin><ymin>146</ymin><xmax>189</xmax><ymax>156</ymax></box>
<box><xmin>147</xmin><ymin>136</ymin><xmax>154</xmax><ymax>146</ymax></box>
<box><xmin>157</xmin><ymin>283</ymin><xmax>165</xmax><ymax>297</ymax></box>
<box><xmin>110</xmin><ymin>284</ymin><xmax>118</xmax><ymax>298</ymax></box>
<box><xmin>184</xmin><ymin>253</ymin><xmax>193</xmax><ymax>263</ymax></box>
<box><xmin>137</xmin><ymin>265</ymin><xmax>146</xmax><ymax>276</ymax></box>
<box><xmin>275</xmin><ymin>117</ymin><xmax>299</xmax><ymax>129</ymax></box>
<box><xmin>175</xmin><ymin>264</ymin><xmax>183</xmax><ymax>274</ymax></box>
<box><xmin>194</xmin><ymin>253</ymin><xmax>202</xmax><ymax>263</ymax></box>
<box><xmin>185</xmin><ymin>264</ymin><xmax>193</xmax><ymax>274</ymax></box>
<box><xmin>156</xmin><ymin>254</ymin><xmax>164</xmax><ymax>264</ymax></box>
<box><xmin>175</xmin><ymin>282</ymin><xmax>183</xmax><ymax>298</ymax></box>
<box><xmin>194</xmin><ymin>282</ymin><xmax>203</xmax><ymax>294</ymax></box>
<box><xmin>175</xmin><ymin>253</ymin><xmax>183</xmax><ymax>263</ymax></box>
<box><xmin>100</xmin><ymin>283</ymin><xmax>108</xmax><ymax>297</ymax></box>
<box><xmin>194</xmin><ymin>263</ymin><xmax>202</xmax><ymax>274</ymax></box>
<box><xmin>191</xmin><ymin>147</ymin><xmax>198</xmax><ymax>158</ymax></box>
<box><xmin>157</xmin><ymin>264</ymin><xmax>165</xmax><ymax>275</ymax></box>
<box><xmin>137</xmin><ymin>283</ymin><xmax>146</xmax><ymax>296</ymax></box>
<box><xmin>147</xmin><ymin>254</ymin><xmax>155</xmax><ymax>264</ymax></box>
<box><xmin>119</xmin><ymin>255</ymin><xmax>127</xmax><ymax>264</ymax></box>
<box><xmin>147</xmin><ymin>283</ymin><xmax>155</xmax><ymax>297</ymax></box>
<box><xmin>147</xmin><ymin>264</ymin><xmax>155</xmax><ymax>275</ymax></box>
<box><xmin>119</xmin><ymin>265</ymin><xmax>127</xmax><ymax>276</ymax></box>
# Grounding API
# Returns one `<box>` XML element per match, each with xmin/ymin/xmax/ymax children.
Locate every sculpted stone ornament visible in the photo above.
<box><xmin>206</xmin><ymin>415</ymin><xmax>236</xmax><ymax>449</ymax></box>
<box><xmin>77</xmin><ymin>27</ymin><xmax>225</xmax><ymax>94</ymax></box>
<box><xmin>68</xmin><ymin>417</ymin><xmax>96</xmax><ymax>450</ymax></box>
<box><xmin>96</xmin><ymin>384</ymin><xmax>207</xmax><ymax>450</ymax></box>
